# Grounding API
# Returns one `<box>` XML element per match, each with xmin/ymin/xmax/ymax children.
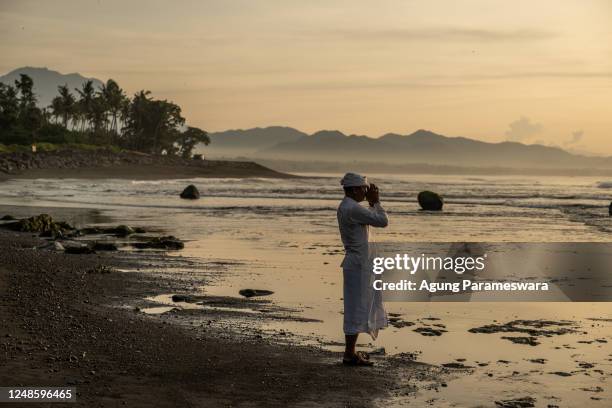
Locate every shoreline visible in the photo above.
<box><xmin>0</xmin><ymin>213</ymin><xmax>447</xmax><ymax>407</ymax></box>
<box><xmin>0</xmin><ymin>148</ymin><xmax>297</xmax><ymax>180</ymax></box>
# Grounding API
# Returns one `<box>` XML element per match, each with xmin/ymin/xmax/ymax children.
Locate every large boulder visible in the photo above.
<box><xmin>1</xmin><ymin>214</ymin><xmax>74</xmax><ymax>237</ymax></box>
<box><xmin>417</xmin><ymin>191</ymin><xmax>443</xmax><ymax>211</ymax></box>
<box><xmin>180</xmin><ymin>185</ymin><xmax>200</xmax><ymax>199</ymax></box>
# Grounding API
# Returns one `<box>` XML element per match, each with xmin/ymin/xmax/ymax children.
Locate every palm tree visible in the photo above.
<box><xmin>49</xmin><ymin>85</ymin><xmax>76</xmax><ymax>128</ymax></box>
<box><xmin>75</xmin><ymin>80</ymin><xmax>95</xmax><ymax>132</ymax></box>
<box><xmin>100</xmin><ymin>79</ymin><xmax>127</xmax><ymax>134</ymax></box>
<box><xmin>58</xmin><ymin>85</ymin><xmax>76</xmax><ymax>128</ymax></box>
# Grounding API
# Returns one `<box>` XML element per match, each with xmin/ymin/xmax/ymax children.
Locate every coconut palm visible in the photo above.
<box><xmin>75</xmin><ymin>80</ymin><xmax>95</xmax><ymax>132</ymax></box>
<box><xmin>100</xmin><ymin>79</ymin><xmax>127</xmax><ymax>134</ymax></box>
<box><xmin>49</xmin><ymin>85</ymin><xmax>76</xmax><ymax>128</ymax></box>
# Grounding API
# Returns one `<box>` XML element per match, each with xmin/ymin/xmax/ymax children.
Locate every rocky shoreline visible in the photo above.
<box><xmin>0</xmin><ymin>148</ymin><xmax>294</xmax><ymax>179</ymax></box>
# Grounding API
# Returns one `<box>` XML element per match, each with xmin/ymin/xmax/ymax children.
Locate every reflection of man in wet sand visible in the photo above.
<box><xmin>337</xmin><ymin>173</ymin><xmax>389</xmax><ymax>366</ymax></box>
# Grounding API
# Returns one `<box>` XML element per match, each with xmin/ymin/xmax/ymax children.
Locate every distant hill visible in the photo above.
<box><xmin>0</xmin><ymin>67</ymin><xmax>104</xmax><ymax>107</ymax></box>
<box><xmin>208</xmin><ymin>126</ymin><xmax>307</xmax><ymax>157</ymax></box>
<box><xmin>204</xmin><ymin>127</ymin><xmax>612</xmax><ymax>171</ymax></box>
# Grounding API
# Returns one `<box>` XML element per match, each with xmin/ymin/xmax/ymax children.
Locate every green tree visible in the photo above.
<box><xmin>52</xmin><ymin>85</ymin><xmax>76</xmax><ymax>128</ymax></box>
<box><xmin>100</xmin><ymin>79</ymin><xmax>127</xmax><ymax>134</ymax></box>
<box><xmin>121</xmin><ymin>90</ymin><xmax>185</xmax><ymax>154</ymax></box>
<box><xmin>75</xmin><ymin>80</ymin><xmax>95</xmax><ymax>132</ymax></box>
<box><xmin>14</xmin><ymin>74</ymin><xmax>42</xmax><ymax>143</ymax></box>
<box><xmin>176</xmin><ymin>126</ymin><xmax>210</xmax><ymax>158</ymax></box>
<box><xmin>0</xmin><ymin>83</ymin><xmax>20</xmax><ymax>131</ymax></box>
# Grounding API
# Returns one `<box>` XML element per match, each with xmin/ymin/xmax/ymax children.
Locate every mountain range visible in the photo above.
<box><xmin>2</xmin><ymin>67</ymin><xmax>610</xmax><ymax>172</ymax></box>
<box><xmin>208</xmin><ymin>127</ymin><xmax>612</xmax><ymax>170</ymax></box>
<box><xmin>0</xmin><ymin>67</ymin><xmax>103</xmax><ymax>107</ymax></box>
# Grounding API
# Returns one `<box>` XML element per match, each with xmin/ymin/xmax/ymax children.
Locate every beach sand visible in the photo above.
<box><xmin>0</xmin><ymin>225</ymin><xmax>446</xmax><ymax>407</ymax></box>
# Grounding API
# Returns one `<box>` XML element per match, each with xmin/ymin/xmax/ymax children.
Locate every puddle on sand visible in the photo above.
<box><xmin>141</xmin><ymin>306</ymin><xmax>176</xmax><ymax>315</ymax></box>
<box><xmin>143</xmin><ymin>294</ymin><xmax>264</xmax><ymax>315</ymax></box>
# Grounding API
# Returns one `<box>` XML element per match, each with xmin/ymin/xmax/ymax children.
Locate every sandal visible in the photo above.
<box><xmin>356</xmin><ymin>351</ymin><xmax>370</xmax><ymax>360</ymax></box>
<box><xmin>343</xmin><ymin>353</ymin><xmax>374</xmax><ymax>366</ymax></box>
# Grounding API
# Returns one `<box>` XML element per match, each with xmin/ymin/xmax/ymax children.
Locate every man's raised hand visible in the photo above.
<box><xmin>366</xmin><ymin>183</ymin><xmax>380</xmax><ymax>206</ymax></box>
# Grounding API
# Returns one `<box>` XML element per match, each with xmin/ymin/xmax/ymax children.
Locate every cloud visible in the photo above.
<box><xmin>505</xmin><ymin>117</ymin><xmax>543</xmax><ymax>142</ymax></box>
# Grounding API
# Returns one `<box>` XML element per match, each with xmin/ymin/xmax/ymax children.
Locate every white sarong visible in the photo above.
<box><xmin>337</xmin><ymin>197</ymin><xmax>389</xmax><ymax>339</ymax></box>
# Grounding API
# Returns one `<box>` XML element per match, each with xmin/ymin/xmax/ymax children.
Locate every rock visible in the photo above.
<box><xmin>494</xmin><ymin>396</ymin><xmax>536</xmax><ymax>407</ymax></box>
<box><xmin>64</xmin><ymin>246</ymin><xmax>95</xmax><ymax>254</ymax></box>
<box><xmin>501</xmin><ymin>336</ymin><xmax>540</xmax><ymax>346</ymax></box>
<box><xmin>389</xmin><ymin>319</ymin><xmax>415</xmax><ymax>328</ymax></box>
<box><xmin>549</xmin><ymin>371</ymin><xmax>572</xmax><ymax>377</ymax></box>
<box><xmin>53</xmin><ymin>242</ymin><xmax>65</xmax><ymax>251</ymax></box>
<box><xmin>108</xmin><ymin>225</ymin><xmax>135</xmax><ymax>237</ymax></box>
<box><xmin>80</xmin><ymin>225</ymin><xmax>144</xmax><ymax>236</ymax></box>
<box><xmin>442</xmin><ymin>362</ymin><xmax>473</xmax><ymax>369</ymax></box>
<box><xmin>132</xmin><ymin>236</ymin><xmax>184</xmax><ymax>250</ymax></box>
<box><xmin>180</xmin><ymin>185</ymin><xmax>200</xmax><ymax>199</ymax></box>
<box><xmin>88</xmin><ymin>265</ymin><xmax>113</xmax><ymax>274</ymax></box>
<box><xmin>528</xmin><ymin>358</ymin><xmax>547</xmax><ymax>364</ymax></box>
<box><xmin>171</xmin><ymin>294</ymin><xmax>193</xmax><ymax>302</ymax></box>
<box><xmin>413</xmin><ymin>327</ymin><xmax>446</xmax><ymax>336</ymax></box>
<box><xmin>91</xmin><ymin>242</ymin><xmax>119</xmax><ymax>251</ymax></box>
<box><xmin>239</xmin><ymin>289</ymin><xmax>274</xmax><ymax>298</ymax></box>
<box><xmin>0</xmin><ymin>215</ymin><xmax>16</xmax><ymax>220</ymax></box>
<box><xmin>469</xmin><ymin>320</ymin><xmax>575</xmax><ymax>336</ymax></box>
<box><xmin>2</xmin><ymin>214</ymin><xmax>74</xmax><ymax>237</ymax></box>
<box><xmin>417</xmin><ymin>191</ymin><xmax>443</xmax><ymax>211</ymax></box>
<box><xmin>79</xmin><ymin>227</ymin><xmax>103</xmax><ymax>235</ymax></box>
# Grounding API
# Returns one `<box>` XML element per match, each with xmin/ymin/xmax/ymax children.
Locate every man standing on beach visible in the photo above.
<box><xmin>337</xmin><ymin>172</ymin><xmax>389</xmax><ymax>366</ymax></box>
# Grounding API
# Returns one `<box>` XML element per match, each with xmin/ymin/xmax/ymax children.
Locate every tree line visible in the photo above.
<box><xmin>0</xmin><ymin>74</ymin><xmax>209</xmax><ymax>158</ymax></box>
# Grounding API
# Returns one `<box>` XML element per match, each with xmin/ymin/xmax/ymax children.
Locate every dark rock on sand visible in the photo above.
<box><xmin>91</xmin><ymin>242</ymin><xmax>119</xmax><ymax>251</ymax></box>
<box><xmin>494</xmin><ymin>396</ymin><xmax>536</xmax><ymax>407</ymax></box>
<box><xmin>501</xmin><ymin>336</ymin><xmax>540</xmax><ymax>346</ymax></box>
<box><xmin>132</xmin><ymin>236</ymin><xmax>184</xmax><ymax>250</ymax></box>
<box><xmin>414</xmin><ymin>327</ymin><xmax>446</xmax><ymax>336</ymax></box>
<box><xmin>389</xmin><ymin>319</ymin><xmax>415</xmax><ymax>328</ymax></box>
<box><xmin>171</xmin><ymin>294</ymin><xmax>193</xmax><ymax>302</ymax></box>
<box><xmin>1</xmin><ymin>214</ymin><xmax>74</xmax><ymax>237</ymax></box>
<box><xmin>87</xmin><ymin>265</ymin><xmax>113</xmax><ymax>274</ymax></box>
<box><xmin>80</xmin><ymin>225</ymin><xmax>145</xmax><ymax>236</ymax></box>
<box><xmin>239</xmin><ymin>289</ymin><xmax>274</xmax><ymax>298</ymax></box>
<box><xmin>107</xmin><ymin>225</ymin><xmax>135</xmax><ymax>237</ymax></box>
<box><xmin>1</xmin><ymin>214</ymin><xmax>16</xmax><ymax>220</ymax></box>
<box><xmin>442</xmin><ymin>362</ymin><xmax>473</xmax><ymax>369</ymax></box>
<box><xmin>180</xmin><ymin>184</ymin><xmax>200</xmax><ymax>199</ymax></box>
<box><xmin>549</xmin><ymin>371</ymin><xmax>572</xmax><ymax>377</ymax></box>
<box><xmin>64</xmin><ymin>246</ymin><xmax>96</xmax><ymax>254</ymax></box>
<box><xmin>528</xmin><ymin>358</ymin><xmax>547</xmax><ymax>364</ymax></box>
<box><xmin>469</xmin><ymin>319</ymin><xmax>575</xmax><ymax>337</ymax></box>
<box><xmin>417</xmin><ymin>191</ymin><xmax>443</xmax><ymax>211</ymax></box>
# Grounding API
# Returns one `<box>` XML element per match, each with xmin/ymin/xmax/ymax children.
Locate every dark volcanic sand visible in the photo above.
<box><xmin>0</xmin><ymin>229</ymin><xmax>445</xmax><ymax>407</ymax></box>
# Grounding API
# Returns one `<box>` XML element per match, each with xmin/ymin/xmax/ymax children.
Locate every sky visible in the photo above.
<box><xmin>1</xmin><ymin>0</ymin><xmax>611</xmax><ymax>154</ymax></box>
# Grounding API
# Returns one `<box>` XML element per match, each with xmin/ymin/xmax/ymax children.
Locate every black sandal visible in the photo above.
<box><xmin>343</xmin><ymin>353</ymin><xmax>374</xmax><ymax>366</ymax></box>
